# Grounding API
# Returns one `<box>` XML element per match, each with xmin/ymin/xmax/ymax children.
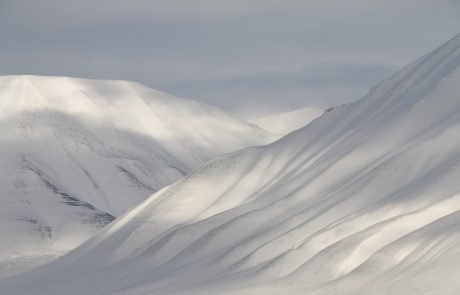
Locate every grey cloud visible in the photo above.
<box><xmin>189</xmin><ymin>63</ymin><xmax>397</xmax><ymax>90</ymax></box>
<box><xmin>0</xmin><ymin>0</ymin><xmax>458</xmax><ymax>117</ymax></box>
<box><xmin>164</xmin><ymin>63</ymin><xmax>397</xmax><ymax>117</ymax></box>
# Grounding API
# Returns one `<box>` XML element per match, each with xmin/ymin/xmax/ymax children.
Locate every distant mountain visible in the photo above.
<box><xmin>0</xmin><ymin>75</ymin><xmax>274</xmax><ymax>277</ymax></box>
<box><xmin>250</xmin><ymin>106</ymin><xmax>325</xmax><ymax>135</ymax></box>
<box><xmin>5</xmin><ymin>33</ymin><xmax>460</xmax><ymax>295</ymax></box>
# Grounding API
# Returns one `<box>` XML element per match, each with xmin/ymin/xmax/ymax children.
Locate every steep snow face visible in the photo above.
<box><xmin>250</xmin><ymin>106</ymin><xmax>325</xmax><ymax>135</ymax></box>
<box><xmin>2</xmin><ymin>33</ymin><xmax>460</xmax><ymax>295</ymax></box>
<box><xmin>0</xmin><ymin>75</ymin><xmax>274</xmax><ymax>277</ymax></box>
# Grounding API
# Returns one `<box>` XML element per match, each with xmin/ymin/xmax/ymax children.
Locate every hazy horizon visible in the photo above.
<box><xmin>1</xmin><ymin>0</ymin><xmax>459</xmax><ymax>117</ymax></box>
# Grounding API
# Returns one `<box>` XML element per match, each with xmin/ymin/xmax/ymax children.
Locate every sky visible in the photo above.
<box><xmin>0</xmin><ymin>0</ymin><xmax>459</xmax><ymax>117</ymax></box>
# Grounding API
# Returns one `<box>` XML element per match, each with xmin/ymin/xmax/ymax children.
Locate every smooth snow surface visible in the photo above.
<box><xmin>0</xmin><ymin>75</ymin><xmax>274</xmax><ymax>277</ymax></box>
<box><xmin>250</xmin><ymin>106</ymin><xmax>324</xmax><ymax>135</ymax></box>
<box><xmin>2</xmin><ymin>33</ymin><xmax>460</xmax><ymax>294</ymax></box>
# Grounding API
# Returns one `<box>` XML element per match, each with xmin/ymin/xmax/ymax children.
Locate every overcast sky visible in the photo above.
<box><xmin>0</xmin><ymin>0</ymin><xmax>459</xmax><ymax>117</ymax></box>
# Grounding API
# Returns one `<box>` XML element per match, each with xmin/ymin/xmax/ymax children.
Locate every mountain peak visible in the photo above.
<box><xmin>0</xmin><ymin>75</ymin><xmax>274</xmax><ymax>277</ymax></box>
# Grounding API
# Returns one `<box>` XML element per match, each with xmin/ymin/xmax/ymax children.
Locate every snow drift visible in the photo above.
<box><xmin>0</xmin><ymin>75</ymin><xmax>273</xmax><ymax>277</ymax></box>
<box><xmin>2</xmin><ymin>33</ymin><xmax>460</xmax><ymax>294</ymax></box>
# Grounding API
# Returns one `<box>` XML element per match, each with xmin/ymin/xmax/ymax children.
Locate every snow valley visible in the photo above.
<box><xmin>1</xmin><ymin>32</ymin><xmax>460</xmax><ymax>295</ymax></box>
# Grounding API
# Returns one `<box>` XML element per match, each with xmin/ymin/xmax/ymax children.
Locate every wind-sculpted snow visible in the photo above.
<box><xmin>2</xmin><ymin>34</ymin><xmax>460</xmax><ymax>294</ymax></box>
<box><xmin>0</xmin><ymin>75</ymin><xmax>274</xmax><ymax>277</ymax></box>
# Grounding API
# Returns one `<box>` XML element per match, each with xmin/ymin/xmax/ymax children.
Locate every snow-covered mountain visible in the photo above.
<box><xmin>3</xmin><ymin>33</ymin><xmax>460</xmax><ymax>294</ymax></box>
<box><xmin>250</xmin><ymin>106</ymin><xmax>325</xmax><ymax>135</ymax></box>
<box><xmin>0</xmin><ymin>75</ymin><xmax>274</xmax><ymax>277</ymax></box>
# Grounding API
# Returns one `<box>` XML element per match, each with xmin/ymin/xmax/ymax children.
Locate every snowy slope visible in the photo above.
<box><xmin>250</xmin><ymin>106</ymin><xmax>325</xmax><ymax>135</ymax></box>
<box><xmin>0</xmin><ymin>75</ymin><xmax>274</xmax><ymax>277</ymax></box>
<box><xmin>2</xmin><ymin>33</ymin><xmax>460</xmax><ymax>294</ymax></box>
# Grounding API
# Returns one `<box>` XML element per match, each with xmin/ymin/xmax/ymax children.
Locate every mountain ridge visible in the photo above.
<box><xmin>0</xmin><ymin>74</ymin><xmax>275</xmax><ymax>277</ymax></box>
